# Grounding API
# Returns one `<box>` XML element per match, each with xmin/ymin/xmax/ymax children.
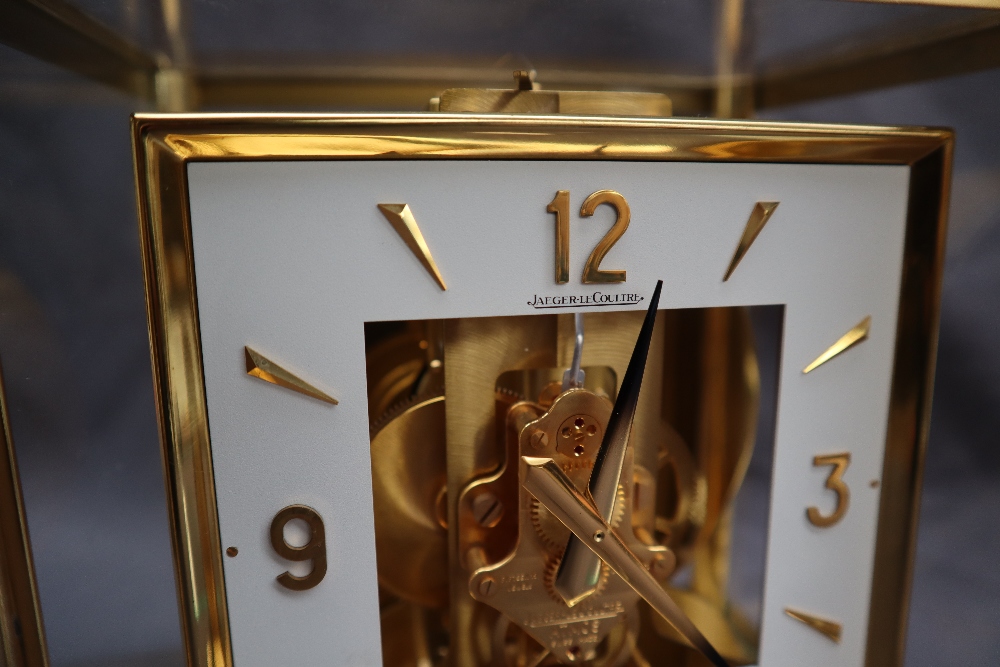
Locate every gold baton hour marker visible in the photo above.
<box><xmin>244</xmin><ymin>346</ymin><xmax>338</xmax><ymax>405</ymax></box>
<box><xmin>803</xmin><ymin>316</ymin><xmax>871</xmax><ymax>374</ymax></box>
<box><xmin>377</xmin><ymin>203</ymin><xmax>448</xmax><ymax>291</ymax></box>
<box><xmin>784</xmin><ymin>607</ymin><xmax>843</xmax><ymax>643</ymax></box>
<box><xmin>723</xmin><ymin>201</ymin><xmax>779</xmax><ymax>282</ymax></box>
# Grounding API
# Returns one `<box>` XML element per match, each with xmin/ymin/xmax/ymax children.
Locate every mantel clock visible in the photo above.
<box><xmin>132</xmin><ymin>110</ymin><xmax>951</xmax><ymax>667</ymax></box>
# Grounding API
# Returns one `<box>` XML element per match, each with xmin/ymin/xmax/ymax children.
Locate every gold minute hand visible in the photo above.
<box><xmin>553</xmin><ymin>280</ymin><xmax>663</xmax><ymax>606</ymax></box>
<box><xmin>523</xmin><ymin>457</ymin><xmax>730</xmax><ymax>667</ymax></box>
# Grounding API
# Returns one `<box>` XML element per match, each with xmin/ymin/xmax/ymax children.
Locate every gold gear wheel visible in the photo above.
<box><xmin>495</xmin><ymin>386</ymin><xmax>527</xmax><ymax>402</ymax></box>
<box><xmin>370</xmin><ymin>388</ymin><xmax>441</xmax><ymax>436</ymax></box>
<box><xmin>530</xmin><ymin>473</ymin><xmax>626</xmax><ymax>552</ymax></box>
<box><xmin>530</xmin><ymin>457</ymin><xmax>594</xmax><ymax>550</ymax></box>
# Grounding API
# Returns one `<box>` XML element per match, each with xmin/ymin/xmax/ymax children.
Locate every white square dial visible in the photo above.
<box><xmin>134</xmin><ymin>115</ymin><xmax>951</xmax><ymax>667</ymax></box>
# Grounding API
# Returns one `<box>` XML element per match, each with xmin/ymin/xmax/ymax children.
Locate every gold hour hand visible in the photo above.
<box><xmin>553</xmin><ymin>280</ymin><xmax>662</xmax><ymax>605</ymax></box>
<box><xmin>523</xmin><ymin>456</ymin><xmax>730</xmax><ymax>667</ymax></box>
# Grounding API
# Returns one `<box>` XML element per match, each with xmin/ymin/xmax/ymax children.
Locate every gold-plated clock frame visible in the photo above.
<box><xmin>132</xmin><ymin>113</ymin><xmax>952</xmax><ymax>667</ymax></box>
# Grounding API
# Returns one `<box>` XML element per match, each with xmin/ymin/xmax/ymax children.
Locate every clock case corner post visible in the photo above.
<box><xmin>132</xmin><ymin>116</ymin><xmax>234</xmax><ymax>667</ymax></box>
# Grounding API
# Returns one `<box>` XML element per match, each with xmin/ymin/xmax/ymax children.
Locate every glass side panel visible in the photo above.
<box><xmin>0</xmin><ymin>42</ymin><xmax>182</xmax><ymax>667</ymax></box>
<box><xmin>752</xmin><ymin>0</ymin><xmax>992</xmax><ymax>65</ymax></box>
<box><xmin>55</xmin><ymin>0</ymin><xmax>994</xmax><ymax>100</ymax></box>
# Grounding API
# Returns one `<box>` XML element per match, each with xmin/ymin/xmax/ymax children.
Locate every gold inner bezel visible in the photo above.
<box><xmin>131</xmin><ymin>113</ymin><xmax>952</xmax><ymax>667</ymax></box>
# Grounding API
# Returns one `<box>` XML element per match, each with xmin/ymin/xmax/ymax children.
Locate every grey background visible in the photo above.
<box><xmin>0</xmin><ymin>1</ymin><xmax>998</xmax><ymax>665</ymax></box>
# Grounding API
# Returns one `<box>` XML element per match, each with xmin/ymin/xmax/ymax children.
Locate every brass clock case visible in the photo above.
<box><xmin>132</xmin><ymin>114</ymin><xmax>951</xmax><ymax>667</ymax></box>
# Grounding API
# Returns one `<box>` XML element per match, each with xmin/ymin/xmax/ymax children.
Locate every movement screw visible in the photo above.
<box><xmin>530</xmin><ymin>430</ymin><xmax>549</xmax><ymax>450</ymax></box>
<box><xmin>478</xmin><ymin>576</ymin><xmax>496</xmax><ymax>597</ymax></box>
<box><xmin>471</xmin><ymin>491</ymin><xmax>504</xmax><ymax>528</ymax></box>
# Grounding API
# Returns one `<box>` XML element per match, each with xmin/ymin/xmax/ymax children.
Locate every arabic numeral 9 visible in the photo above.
<box><xmin>270</xmin><ymin>504</ymin><xmax>327</xmax><ymax>590</ymax></box>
